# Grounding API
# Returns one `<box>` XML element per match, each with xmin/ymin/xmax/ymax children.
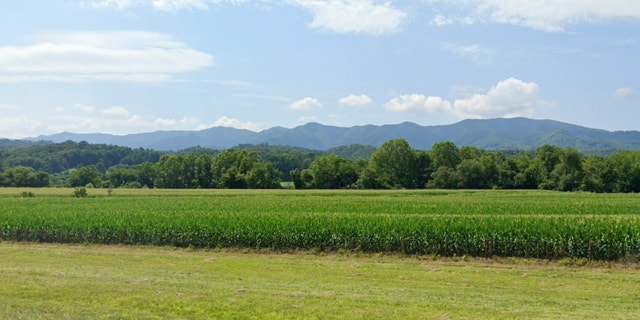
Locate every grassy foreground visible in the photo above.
<box><xmin>1</xmin><ymin>242</ymin><xmax>639</xmax><ymax>319</ymax></box>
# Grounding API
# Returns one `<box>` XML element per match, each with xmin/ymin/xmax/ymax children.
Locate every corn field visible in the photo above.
<box><xmin>1</xmin><ymin>189</ymin><xmax>639</xmax><ymax>260</ymax></box>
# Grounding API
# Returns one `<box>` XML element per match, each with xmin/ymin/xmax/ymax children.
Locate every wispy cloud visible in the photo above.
<box><xmin>102</xmin><ymin>106</ymin><xmax>131</xmax><ymax>117</ymax></box>
<box><xmin>442</xmin><ymin>42</ymin><xmax>493</xmax><ymax>65</ymax></box>
<box><xmin>235</xmin><ymin>94</ymin><xmax>295</xmax><ymax>102</ymax></box>
<box><xmin>428</xmin><ymin>0</ymin><xmax>640</xmax><ymax>32</ymax></box>
<box><xmin>91</xmin><ymin>0</ymin><xmax>247</xmax><ymax>11</ymax></box>
<box><xmin>73</xmin><ymin>103</ymin><xmax>95</xmax><ymax>113</ymax></box>
<box><xmin>0</xmin><ymin>31</ymin><xmax>213</xmax><ymax>83</ymax></box>
<box><xmin>212</xmin><ymin>116</ymin><xmax>263</xmax><ymax>131</ymax></box>
<box><xmin>614</xmin><ymin>87</ymin><xmax>635</xmax><ymax>100</ymax></box>
<box><xmin>0</xmin><ymin>115</ymin><xmax>44</xmax><ymax>139</ymax></box>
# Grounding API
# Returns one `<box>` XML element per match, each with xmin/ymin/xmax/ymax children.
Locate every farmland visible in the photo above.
<box><xmin>1</xmin><ymin>243</ymin><xmax>639</xmax><ymax>319</ymax></box>
<box><xmin>1</xmin><ymin>188</ymin><xmax>640</xmax><ymax>318</ymax></box>
<box><xmin>1</xmin><ymin>188</ymin><xmax>639</xmax><ymax>260</ymax></box>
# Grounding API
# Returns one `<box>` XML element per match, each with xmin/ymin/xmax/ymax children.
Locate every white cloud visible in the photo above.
<box><xmin>614</xmin><ymin>87</ymin><xmax>635</xmax><ymax>100</ymax></box>
<box><xmin>92</xmin><ymin>0</ymin><xmax>224</xmax><ymax>11</ymax></box>
<box><xmin>386</xmin><ymin>78</ymin><xmax>546</xmax><ymax>119</ymax></box>
<box><xmin>93</xmin><ymin>0</ymin><xmax>406</xmax><ymax>35</ymax></box>
<box><xmin>154</xmin><ymin>118</ymin><xmax>178</xmax><ymax>126</ymax></box>
<box><xmin>236</xmin><ymin>94</ymin><xmax>295</xmax><ymax>102</ymax></box>
<box><xmin>338</xmin><ymin>94</ymin><xmax>373</xmax><ymax>107</ymax></box>
<box><xmin>0</xmin><ymin>116</ymin><xmax>44</xmax><ymax>139</ymax></box>
<box><xmin>431</xmin><ymin>15</ymin><xmax>453</xmax><ymax>26</ymax></box>
<box><xmin>212</xmin><ymin>116</ymin><xmax>262</xmax><ymax>131</ymax></box>
<box><xmin>212</xmin><ymin>80</ymin><xmax>262</xmax><ymax>89</ymax></box>
<box><xmin>102</xmin><ymin>107</ymin><xmax>130</xmax><ymax>117</ymax></box>
<box><xmin>92</xmin><ymin>73</ymin><xmax>173</xmax><ymax>83</ymax></box>
<box><xmin>297</xmin><ymin>115</ymin><xmax>317</xmax><ymax>123</ymax></box>
<box><xmin>290</xmin><ymin>97</ymin><xmax>322</xmax><ymax>110</ymax></box>
<box><xmin>73</xmin><ymin>103</ymin><xmax>95</xmax><ymax>113</ymax></box>
<box><xmin>290</xmin><ymin>0</ymin><xmax>408</xmax><ymax>35</ymax></box>
<box><xmin>453</xmin><ymin>78</ymin><xmax>544</xmax><ymax>118</ymax></box>
<box><xmin>0</xmin><ymin>104</ymin><xmax>16</xmax><ymax>111</ymax></box>
<box><xmin>0</xmin><ymin>31</ymin><xmax>213</xmax><ymax>83</ymax></box>
<box><xmin>429</xmin><ymin>0</ymin><xmax>640</xmax><ymax>32</ymax></box>
<box><xmin>153</xmin><ymin>116</ymin><xmax>211</xmax><ymax>129</ymax></box>
<box><xmin>0</xmin><ymin>103</ymin><xmax>219</xmax><ymax>138</ymax></box>
<box><xmin>384</xmin><ymin>94</ymin><xmax>452</xmax><ymax>113</ymax></box>
<box><xmin>442</xmin><ymin>42</ymin><xmax>493</xmax><ymax>64</ymax></box>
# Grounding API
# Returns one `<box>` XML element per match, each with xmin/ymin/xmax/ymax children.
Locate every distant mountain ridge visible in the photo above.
<box><xmin>24</xmin><ymin>118</ymin><xmax>640</xmax><ymax>153</ymax></box>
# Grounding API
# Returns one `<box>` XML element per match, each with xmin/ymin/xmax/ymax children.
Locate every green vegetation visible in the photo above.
<box><xmin>3</xmin><ymin>138</ymin><xmax>640</xmax><ymax>192</ymax></box>
<box><xmin>1</xmin><ymin>243</ymin><xmax>639</xmax><ymax>319</ymax></box>
<box><xmin>1</xmin><ymin>189</ymin><xmax>638</xmax><ymax>260</ymax></box>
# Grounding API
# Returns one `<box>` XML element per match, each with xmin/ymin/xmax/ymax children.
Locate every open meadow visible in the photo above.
<box><xmin>1</xmin><ymin>242</ymin><xmax>639</xmax><ymax>319</ymax></box>
<box><xmin>1</xmin><ymin>188</ymin><xmax>639</xmax><ymax>318</ymax></box>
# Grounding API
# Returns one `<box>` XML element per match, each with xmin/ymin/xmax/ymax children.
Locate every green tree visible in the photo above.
<box><xmin>0</xmin><ymin>166</ymin><xmax>50</xmax><ymax>187</ymax></box>
<box><xmin>106</xmin><ymin>166</ymin><xmax>139</xmax><ymax>188</ymax></box>
<box><xmin>246</xmin><ymin>162</ymin><xmax>282</xmax><ymax>189</ymax></box>
<box><xmin>212</xmin><ymin>149</ymin><xmax>282</xmax><ymax>189</ymax></box>
<box><xmin>414</xmin><ymin>150</ymin><xmax>433</xmax><ymax>188</ymax></box>
<box><xmin>456</xmin><ymin>159</ymin><xmax>486</xmax><ymax>189</ymax></box>
<box><xmin>581</xmin><ymin>155</ymin><xmax>617</xmax><ymax>193</ymax></box>
<box><xmin>431</xmin><ymin>141</ymin><xmax>461</xmax><ymax>169</ymax></box>
<box><xmin>302</xmin><ymin>154</ymin><xmax>358</xmax><ymax>189</ymax></box>
<box><xmin>194</xmin><ymin>154</ymin><xmax>214</xmax><ymax>188</ymax></box>
<box><xmin>534</xmin><ymin>145</ymin><xmax>563</xmax><ymax>190</ymax></box>
<box><xmin>608</xmin><ymin>151</ymin><xmax>640</xmax><ymax>192</ymax></box>
<box><xmin>513</xmin><ymin>154</ymin><xmax>540</xmax><ymax>189</ymax></box>
<box><xmin>364</xmin><ymin>139</ymin><xmax>418</xmax><ymax>189</ymax></box>
<box><xmin>154</xmin><ymin>155</ymin><xmax>185</xmax><ymax>188</ymax></box>
<box><xmin>137</xmin><ymin>162</ymin><xmax>156</xmax><ymax>188</ymax></box>
<box><xmin>427</xmin><ymin>166</ymin><xmax>458</xmax><ymax>189</ymax></box>
<box><xmin>552</xmin><ymin>148</ymin><xmax>583</xmax><ymax>191</ymax></box>
<box><xmin>68</xmin><ymin>165</ymin><xmax>103</xmax><ymax>187</ymax></box>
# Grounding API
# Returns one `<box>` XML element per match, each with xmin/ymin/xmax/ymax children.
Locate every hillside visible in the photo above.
<box><xmin>24</xmin><ymin>118</ymin><xmax>640</xmax><ymax>153</ymax></box>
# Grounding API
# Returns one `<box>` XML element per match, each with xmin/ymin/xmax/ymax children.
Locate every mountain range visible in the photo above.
<box><xmin>23</xmin><ymin>117</ymin><xmax>640</xmax><ymax>153</ymax></box>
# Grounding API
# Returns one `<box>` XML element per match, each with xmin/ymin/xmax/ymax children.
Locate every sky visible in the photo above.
<box><xmin>0</xmin><ymin>0</ymin><xmax>639</xmax><ymax>139</ymax></box>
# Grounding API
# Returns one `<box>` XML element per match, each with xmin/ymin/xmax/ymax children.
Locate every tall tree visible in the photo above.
<box><xmin>302</xmin><ymin>154</ymin><xmax>357</xmax><ymax>189</ymax></box>
<box><xmin>194</xmin><ymin>154</ymin><xmax>214</xmax><ymax>188</ymax></box>
<box><xmin>365</xmin><ymin>139</ymin><xmax>418</xmax><ymax>189</ymax></box>
<box><xmin>0</xmin><ymin>166</ymin><xmax>50</xmax><ymax>187</ymax></box>
<box><xmin>431</xmin><ymin>141</ymin><xmax>461</xmax><ymax>169</ymax></box>
<box><xmin>68</xmin><ymin>165</ymin><xmax>103</xmax><ymax>187</ymax></box>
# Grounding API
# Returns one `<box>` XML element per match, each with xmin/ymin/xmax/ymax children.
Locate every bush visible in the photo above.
<box><xmin>73</xmin><ymin>187</ymin><xmax>88</xmax><ymax>198</ymax></box>
<box><xmin>21</xmin><ymin>191</ymin><xmax>36</xmax><ymax>198</ymax></box>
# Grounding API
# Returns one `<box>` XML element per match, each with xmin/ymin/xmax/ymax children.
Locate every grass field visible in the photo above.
<box><xmin>1</xmin><ymin>188</ymin><xmax>639</xmax><ymax>260</ymax></box>
<box><xmin>1</xmin><ymin>189</ymin><xmax>639</xmax><ymax>318</ymax></box>
<box><xmin>1</xmin><ymin>242</ymin><xmax>639</xmax><ymax>319</ymax></box>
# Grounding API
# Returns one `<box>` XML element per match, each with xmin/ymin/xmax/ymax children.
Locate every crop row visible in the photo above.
<box><xmin>2</xmin><ymin>192</ymin><xmax>639</xmax><ymax>260</ymax></box>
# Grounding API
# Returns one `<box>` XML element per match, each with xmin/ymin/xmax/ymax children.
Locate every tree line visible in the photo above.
<box><xmin>1</xmin><ymin>139</ymin><xmax>639</xmax><ymax>192</ymax></box>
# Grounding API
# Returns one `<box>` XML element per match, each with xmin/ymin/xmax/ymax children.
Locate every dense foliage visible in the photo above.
<box><xmin>296</xmin><ymin>139</ymin><xmax>640</xmax><ymax>193</ymax></box>
<box><xmin>1</xmin><ymin>139</ymin><xmax>640</xmax><ymax>192</ymax></box>
<box><xmin>1</xmin><ymin>189</ymin><xmax>639</xmax><ymax>260</ymax></box>
<box><xmin>0</xmin><ymin>140</ymin><xmax>161</xmax><ymax>173</ymax></box>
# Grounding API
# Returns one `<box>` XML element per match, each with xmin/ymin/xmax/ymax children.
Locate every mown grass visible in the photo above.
<box><xmin>1</xmin><ymin>188</ymin><xmax>639</xmax><ymax>260</ymax></box>
<box><xmin>1</xmin><ymin>242</ymin><xmax>639</xmax><ymax>319</ymax></box>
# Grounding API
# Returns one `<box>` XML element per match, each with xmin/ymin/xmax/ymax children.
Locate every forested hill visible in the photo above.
<box><xmin>0</xmin><ymin>140</ymin><xmax>374</xmax><ymax>179</ymax></box>
<box><xmin>0</xmin><ymin>141</ymin><xmax>162</xmax><ymax>173</ymax></box>
<box><xmin>24</xmin><ymin>118</ymin><xmax>640</xmax><ymax>153</ymax></box>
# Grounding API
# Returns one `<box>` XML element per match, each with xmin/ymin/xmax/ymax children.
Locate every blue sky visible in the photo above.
<box><xmin>0</xmin><ymin>0</ymin><xmax>638</xmax><ymax>138</ymax></box>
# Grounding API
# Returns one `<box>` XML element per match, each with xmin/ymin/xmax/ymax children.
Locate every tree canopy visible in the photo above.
<box><xmin>2</xmin><ymin>139</ymin><xmax>640</xmax><ymax>192</ymax></box>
